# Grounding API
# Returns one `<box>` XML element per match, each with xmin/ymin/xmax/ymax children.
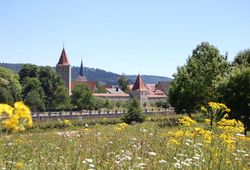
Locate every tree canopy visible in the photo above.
<box><xmin>168</xmin><ymin>42</ymin><xmax>229</xmax><ymax>114</ymax></box>
<box><xmin>0</xmin><ymin>67</ymin><xmax>21</xmax><ymax>104</ymax></box>
<box><xmin>217</xmin><ymin>66</ymin><xmax>250</xmax><ymax>133</ymax></box>
<box><xmin>118</xmin><ymin>74</ymin><xmax>130</xmax><ymax>93</ymax></box>
<box><xmin>232</xmin><ymin>49</ymin><xmax>250</xmax><ymax>67</ymax></box>
<box><xmin>71</xmin><ymin>84</ymin><xmax>94</xmax><ymax>110</ymax></box>
<box><xmin>19</xmin><ymin>64</ymin><xmax>70</xmax><ymax>111</ymax></box>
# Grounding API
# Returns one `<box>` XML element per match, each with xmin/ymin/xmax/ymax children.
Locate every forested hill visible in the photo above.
<box><xmin>0</xmin><ymin>63</ymin><xmax>171</xmax><ymax>85</ymax></box>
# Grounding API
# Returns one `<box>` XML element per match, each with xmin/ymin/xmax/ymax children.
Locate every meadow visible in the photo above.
<box><xmin>0</xmin><ymin>113</ymin><xmax>250</xmax><ymax>170</ymax></box>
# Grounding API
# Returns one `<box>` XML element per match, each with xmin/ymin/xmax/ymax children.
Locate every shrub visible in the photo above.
<box><xmin>122</xmin><ymin>99</ymin><xmax>145</xmax><ymax>124</ymax></box>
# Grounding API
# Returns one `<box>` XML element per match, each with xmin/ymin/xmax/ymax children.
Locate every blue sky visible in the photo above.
<box><xmin>0</xmin><ymin>0</ymin><xmax>249</xmax><ymax>77</ymax></box>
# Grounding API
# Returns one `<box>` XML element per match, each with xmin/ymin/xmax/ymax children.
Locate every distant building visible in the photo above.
<box><xmin>94</xmin><ymin>74</ymin><xmax>167</xmax><ymax>106</ymax></box>
<box><xmin>56</xmin><ymin>48</ymin><xmax>168</xmax><ymax>105</ymax></box>
<box><xmin>71</xmin><ymin>60</ymin><xmax>97</xmax><ymax>91</ymax></box>
<box><xmin>56</xmin><ymin>48</ymin><xmax>71</xmax><ymax>94</ymax></box>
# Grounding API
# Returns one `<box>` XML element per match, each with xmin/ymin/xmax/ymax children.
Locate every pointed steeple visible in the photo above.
<box><xmin>57</xmin><ymin>48</ymin><xmax>70</xmax><ymax>65</ymax></box>
<box><xmin>75</xmin><ymin>59</ymin><xmax>87</xmax><ymax>82</ymax></box>
<box><xmin>132</xmin><ymin>74</ymin><xmax>147</xmax><ymax>91</ymax></box>
<box><xmin>79</xmin><ymin>59</ymin><xmax>84</xmax><ymax>77</ymax></box>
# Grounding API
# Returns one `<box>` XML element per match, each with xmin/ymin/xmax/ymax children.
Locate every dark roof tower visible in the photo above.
<box><xmin>79</xmin><ymin>59</ymin><xmax>84</xmax><ymax>77</ymax></box>
<box><xmin>57</xmin><ymin>48</ymin><xmax>70</xmax><ymax>65</ymax></box>
<box><xmin>56</xmin><ymin>48</ymin><xmax>71</xmax><ymax>94</ymax></box>
<box><xmin>75</xmin><ymin>59</ymin><xmax>87</xmax><ymax>82</ymax></box>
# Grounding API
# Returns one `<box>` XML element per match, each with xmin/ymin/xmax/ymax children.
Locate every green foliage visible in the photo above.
<box><xmin>103</xmin><ymin>99</ymin><xmax>114</xmax><ymax>109</ymax></box>
<box><xmin>232</xmin><ymin>49</ymin><xmax>250</xmax><ymax>67</ymax></box>
<box><xmin>39</xmin><ymin>66</ymin><xmax>70</xmax><ymax>110</ymax></box>
<box><xmin>217</xmin><ymin>67</ymin><xmax>250</xmax><ymax>132</ymax></box>
<box><xmin>0</xmin><ymin>87</ymin><xmax>14</xmax><ymax>104</ymax></box>
<box><xmin>168</xmin><ymin>66</ymin><xmax>197</xmax><ymax>113</ymax></box>
<box><xmin>94</xmin><ymin>84</ymin><xmax>107</xmax><ymax>93</ymax></box>
<box><xmin>24</xmin><ymin>89</ymin><xmax>46</xmax><ymax>111</ymax></box>
<box><xmin>118</xmin><ymin>74</ymin><xmax>130</xmax><ymax>93</ymax></box>
<box><xmin>71</xmin><ymin>84</ymin><xmax>94</xmax><ymax>110</ymax></box>
<box><xmin>21</xmin><ymin>77</ymin><xmax>45</xmax><ymax>111</ymax></box>
<box><xmin>122</xmin><ymin>99</ymin><xmax>145</xmax><ymax>124</ymax></box>
<box><xmin>0</xmin><ymin>67</ymin><xmax>21</xmax><ymax>104</ymax></box>
<box><xmin>91</xmin><ymin>98</ymin><xmax>104</xmax><ymax>110</ymax></box>
<box><xmin>19</xmin><ymin>65</ymin><xmax>70</xmax><ymax>111</ymax></box>
<box><xmin>19</xmin><ymin>64</ymin><xmax>39</xmax><ymax>82</ymax></box>
<box><xmin>115</xmin><ymin>101</ymin><xmax>122</xmax><ymax>108</ymax></box>
<box><xmin>168</xmin><ymin>42</ymin><xmax>229</xmax><ymax>114</ymax></box>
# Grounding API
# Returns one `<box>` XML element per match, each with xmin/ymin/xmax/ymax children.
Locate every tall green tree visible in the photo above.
<box><xmin>217</xmin><ymin>67</ymin><xmax>250</xmax><ymax>135</ymax></box>
<box><xmin>168</xmin><ymin>66</ymin><xmax>197</xmax><ymax>114</ymax></box>
<box><xmin>21</xmin><ymin>77</ymin><xmax>45</xmax><ymax>111</ymax></box>
<box><xmin>19</xmin><ymin>65</ymin><xmax>70</xmax><ymax>111</ymax></box>
<box><xmin>19</xmin><ymin>64</ymin><xmax>39</xmax><ymax>82</ymax></box>
<box><xmin>168</xmin><ymin>42</ymin><xmax>229</xmax><ymax>114</ymax></box>
<box><xmin>71</xmin><ymin>84</ymin><xmax>94</xmax><ymax>110</ymax></box>
<box><xmin>0</xmin><ymin>67</ymin><xmax>21</xmax><ymax>104</ymax></box>
<box><xmin>39</xmin><ymin>66</ymin><xmax>71</xmax><ymax>110</ymax></box>
<box><xmin>118</xmin><ymin>74</ymin><xmax>130</xmax><ymax>93</ymax></box>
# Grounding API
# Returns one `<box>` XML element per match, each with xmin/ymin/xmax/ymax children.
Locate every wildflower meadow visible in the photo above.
<box><xmin>0</xmin><ymin>102</ymin><xmax>250</xmax><ymax>169</ymax></box>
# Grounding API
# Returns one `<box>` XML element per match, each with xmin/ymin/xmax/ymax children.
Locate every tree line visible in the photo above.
<box><xmin>168</xmin><ymin>42</ymin><xmax>250</xmax><ymax>133</ymax></box>
<box><xmin>0</xmin><ymin>64</ymin><xmax>143</xmax><ymax>112</ymax></box>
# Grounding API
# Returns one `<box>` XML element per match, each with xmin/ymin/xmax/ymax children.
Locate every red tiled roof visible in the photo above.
<box><xmin>93</xmin><ymin>93</ymin><xmax>130</xmax><ymax>97</ymax></box>
<box><xmin>132</xmin><ymin>74</ymin><xmax>147</xmax><ymax>91</ymax></box>
<box><xmin>57</xmin><ymin>48</ymin><xmax>70</xmax><ymax>65</ymax></box>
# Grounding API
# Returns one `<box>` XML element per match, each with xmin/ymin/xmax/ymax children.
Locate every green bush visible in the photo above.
<box><xmin>122</xmin><ymin>99</ymin><xmax>145</xmax><ymax>124</ymax></box>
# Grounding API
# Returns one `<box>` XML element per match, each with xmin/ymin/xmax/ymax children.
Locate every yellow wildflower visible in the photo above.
<box><xmin>0</xmin><ymin>104</ymin><xmax>14</xmax><ymax>117</ymax></box>
<box><xmin>178</xmin><ymin>116</ymin><xmax>197</xmax><ymax>127</ymax></box>
<box><xmin>200</xmin><ymin>106</ymin><xmax>207</xmax><ymax>113</ymax></box>
<box><xmin>1</xmin><ymin>102</ymin><xmax>32</xmax><ymax>132</ymax></box>
<box><xmin>168</xmin><ymin>139</ymin><xmax>180</xmax><ymax>145</ymax></box>
<box><xmin>63</xmin><ymin>119</ymin><xmax>72</xmax><ymax>126</ymax></box>
<box><xmin>15</xmin><ymin>162</ymin><xmax>23</xmax><ymax>169</ymax></box>
<box><xmin>204</xmin><ymin>119</ymin><xmax>211</xmax><ymax>124</ymax></box>
<box><xmin>114</xmin><ymin>123</ymin><xmax>128</xmax><ymax>131</ymax></box>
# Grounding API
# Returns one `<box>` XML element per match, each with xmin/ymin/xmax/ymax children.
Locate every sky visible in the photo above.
<box><xmin>0</xmin><ymin>0</ymin><xmax>250</xmax><ymax>77</ymax></box>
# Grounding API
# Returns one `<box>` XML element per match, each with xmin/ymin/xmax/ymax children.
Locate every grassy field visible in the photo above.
<box><xmin>0</xmin><ymin>114</ymin><xmax>250</xmax><ymax>170</ymax></box>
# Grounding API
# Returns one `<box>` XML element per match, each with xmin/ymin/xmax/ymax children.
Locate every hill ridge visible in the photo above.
<box><xmin>0</xmin><ymin>63</ymin><xmax>171</xmax><ymax>85</ymax></box>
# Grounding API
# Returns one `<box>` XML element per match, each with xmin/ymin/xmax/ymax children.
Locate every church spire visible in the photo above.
<box><xmin>79</xmin><ymin>59</ymin><xmax>84</xmax><ymax>77</ymax></box>
<box><xmin>75</xmin><ymin>59</ymin><xmax>87</xmax><ymax>82</ymax></box>
<box><xmin>57</xmin><ymin>48</ymin><xmax>70</xmax><ymax>65</ymax></box>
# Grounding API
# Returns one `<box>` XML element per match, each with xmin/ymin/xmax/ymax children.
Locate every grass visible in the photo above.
<box><xmin>0</xmin><ymin>115</ymin><xmax>250</xmax><ymax>169</ymax></box>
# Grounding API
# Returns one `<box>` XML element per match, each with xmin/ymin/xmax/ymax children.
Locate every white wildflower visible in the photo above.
<box><xmin>89</xmin><ymin>164</ymin><xmax>95</xmax><ymax>168</ymax></box>
<box><xmin>131</xmin><ymin>137</ymin><xmax>137</xmax><ymax>141</ymax></box>
<box><xmin>193</xmin><ymin>156</ymin><xmax>200</xmax><ymax>160</ymax></box>
<box><xmin>148</xmin><ymin>152</ymin><xmax>157</xmax><ymax>156</ymax></box>
<box><xmin>85</xmin><ymin>159</ymin><xmax>93</xmax><ymax>163</ymax></box>
<box><xmin>181</xmin><ymin>161</ymin><xmax>190</xmax><ymax>166</ymax></box>
<box><xmin>235</xmin><ymin>133</ymin><xmax>245</xmax><ymax>137</ymax></box>
<box><xmin>173</xmin><ymin>162</ymin><xmax>182</xmax><ymax>169</ymax></box>
<box><xmin>140</xmin><ymin>128</ymin><xmax>147</xmax><ymax>132</ymax></box>
<box><xmin>159</xmin><ymin>160</ymin><xmax>167</xmax><ymax>164</ymax></box>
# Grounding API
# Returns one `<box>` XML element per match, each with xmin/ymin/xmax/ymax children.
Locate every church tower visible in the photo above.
<box><xmin>56</xmin><ymin>48</ymin><xmax>71</xmax><ymax>94</ymax></box>
<box><xmin>75</xmin><ymin>60</ymin><xmax>87</xmax><ymax>82</ymax></box>
<box><xmin>131</xmin><ymin>74</ymin><xmax>148</xmax><ymax>106</ymax></box>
